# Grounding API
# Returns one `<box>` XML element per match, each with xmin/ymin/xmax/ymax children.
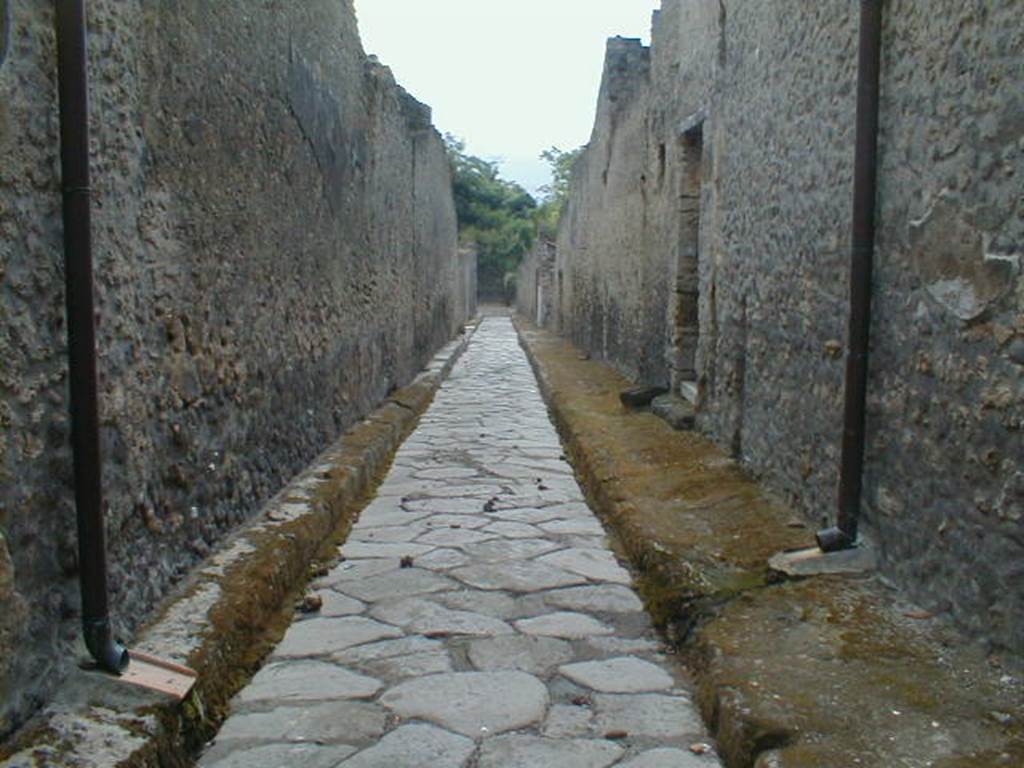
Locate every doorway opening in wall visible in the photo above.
<box><xmin>671</xmin><ymin>124</ymin><xmax>703</xmax><ymax>404</ymax></box>
<box><xmin>535</xmin><ymin>268</ymin><xmax>544</xmax><ymax>326</ymax></box>
<box><xmin>557</xmin><ymin>269</ymin><xmax>564</xmax><ymax>332</ymax></box>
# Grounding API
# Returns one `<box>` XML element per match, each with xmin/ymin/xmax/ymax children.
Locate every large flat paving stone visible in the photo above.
<box><xmin>539</xmin><ymin>518</ymin><xmax>607</xmax><ymax>536</ymax></box>
<box><xmin>200</xmin><ymin>742</ymin><xmax>358</xmax><ymax>768</ymax></box>
<box><xmin>332</xmin><ymin>568</ymin><xmax>455</xmax><ymax>602</ymax></box>
<box><xmin>458</xmin><ymin>537</ymin><xmax>563</xmax><ymax>563</ymax></box>
<box><xmin>214</xmin><ymin>701</ymin><xmax>386</xmax><ymax>744</ymax></box>
<box><xmin>417</xmin><ymin>527</ymin><xmax>497</xmax><ymax>547</ymax></box>
<box><xmin>380</xmin><ymin>671</ymin><xmax>549</xmax><ymax>737</ymax></box>
<box><xmin>273</xmin><ymin>617</ymin><xmax>402</xmax><ymax>658</ymax></box>
<box><xmin>360</xmin><ymin>648</ymin><xmax>452</xmax><ymax>678</ymax></box>
<box><xmin>354</xmin><ymin>501</ymin><xmax>431</xmax><ymax>528</ymax></box>
<box><xmin>412</xmin><ymin>547</ymin><xmax>472</xmax><ymax>570</ymax></box>
<box><xmin>481</xmin><ymin>520</ymin><xmax>544</xmax><ymax>539</ymax></box>
<box><xmin>528</xmin><ymin>476</ymin><xmax>585</xmax><ymax>493</ymax></box>
<box><xmin>490</xmin><ymin>458</ymin><xmax>575</xmax><ymax>477</ymax></box>
<box><xmin>338</xmin><ymin>724</ymin><xmax>474</xmax><ymax>768</ymax></box>
<box><xmin>515</xmin><ymin>612</ymin><xmax>613</xmax><ymax>638</ymax></box>
<box><xmin>491</xmin><ymin>507</ymin><xmax>575</xmax><ymax>525</ymax></box>
<box><xmin>468</xmin><ymin>635</ymin><xmax>575</xmax><ymax>675</ymax></box>
<box><xmin>559</xmin><ymin>657</ymin><xmax>675</xmax><ymax>693</ymax></box>
<box><xmin>493</xmin><ymin>492</ymin><xmax>584</xmax><ymax>509</ymax></box>
<box><xmin>330</xmin><ymin>636</ymin><xmax>443</xmax><ymax>665</ymax></box>
<box><xmin>371</xmin><ymin>597</ymin><xmax>513</xmax><ymax>636</ymax></box>
<box><xmin>339</xmin><ymin>541</ymin><xmax>437</xmax><ymax>560</ymax></box>
<box><xmin>543</xmin><ymin>584</ymin><xmax>644</xmax><ymax>614</ymax></box>
<box><xmin>593</xmin><ymin>693</ymin><xmax>704</xmax><ymax>738</ymax></box>
<box><xmin>415</xmin><ymin>467</ymin><xmax>480</xmax><ymax>480</ymax></box>
<box><xmin>537</xmin><ymin>548</ymin><xmax>632</xmax><ymax>584</ymax></box>
<box><xmin>348</xmin><ymin>523</ymin><xmax>431</xmax><ymax>543</ymax></box>
<box><xmin>542</xmin><ymin>703</ymin><xmax>593</xmax><ymax>738</ymax></box>
<box><xmin>317</xmin><ymin>591</ymin><xmax>366</xmax><ymax>617</ymax></box>
<box><xmin>409</xmin><ymin>482</ymin><xmax>509</xmax><ymax>499</ymax></box>
<box><xmin>421</xmin><ymin>513</ymin><xmax>492</xmax><ymax>529</ymax></box>
<box><xmin>436</xmin><ymin>589</ymin><xmax>524</xmax><ymax>619</ymax></box>
<box><xmin>476</xmin><ymin>735</ymin><xmax>623</xmax><ymax>768</ymax></box>
<box><xmin>320</xmin><ymin>559</ymin><xmax>395</xmax><ymax>585</ymax></box>
<box><xmin>452</xmin><ymin>559</ymin><xmax>586</xmax><ymax>592</ymax></box>
<box><xmin>404</xmin><ymin>497</ymin><xmax>496</xmax><ymax>515</ymax></box>
<box><xmin>543</xmin><ymin>501</ymin><xmax>594</xmax><ymax>518</ymax></box>
<box><xmin>562</xmin><ymin>536</ymin><xmax>612</xmax><ymax>553</ymax></box>
<box><xmin>236</xmin><ymin>660</ymin><xmax>381</xmax><ymax>704</ymax></box>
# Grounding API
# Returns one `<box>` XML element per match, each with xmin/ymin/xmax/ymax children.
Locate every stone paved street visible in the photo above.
<box><xmin>199</xmin><ymin>316</ymin><xmax>721</xmax><ymax>767</ymax></box>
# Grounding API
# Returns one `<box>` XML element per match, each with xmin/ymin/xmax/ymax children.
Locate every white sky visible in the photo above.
<box><xmin>353</xmin><ymin>0</ymin><xmax>660</xmax><ymax>197</ymax></box>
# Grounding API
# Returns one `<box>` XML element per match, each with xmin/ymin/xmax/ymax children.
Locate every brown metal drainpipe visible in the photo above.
<box><xmin>817</xmin><ymin>0</ymin><xmax>884</xmax><ymax>553</ymax></box>
<box><xmin>56</xmin><ymin>0</ymin><xmax>129</xmax><ymax>673</ymax></box>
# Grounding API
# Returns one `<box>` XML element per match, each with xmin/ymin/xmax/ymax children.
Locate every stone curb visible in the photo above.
<box><xmin>0</xmin><ymin>320</ymin><xmax>480</xmax><ymax>768</ymax></box>
<box><xmin>513</xmin><ymin>318</ymin><xmax>1023</xmax><ymax>768</ymax></box>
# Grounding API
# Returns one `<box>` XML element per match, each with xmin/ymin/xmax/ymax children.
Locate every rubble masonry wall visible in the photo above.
<box><xmin>0</xmin><ymin>0</ymin><xmax>465</xmax><ymax>733</ymax></box>
<box><xmin>554</xmin><ymin>0</ymin><xmax>1023</xmax><ymax>654</ymax></box>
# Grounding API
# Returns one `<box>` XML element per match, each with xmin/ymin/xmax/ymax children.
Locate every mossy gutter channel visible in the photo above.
<box><xmin>0</xmin><ymin>321</ymin><xmax>479</xmax><ymax>768</ymax></box>
<box><xmin>514</xmin><ymin>317</ymin><xmax>1024</xmax><ymax>768</ymax></box>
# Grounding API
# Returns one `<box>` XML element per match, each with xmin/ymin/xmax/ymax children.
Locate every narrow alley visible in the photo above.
<box><xmin>2</xmin><ymin>1</ymin><xmax>1022</xmax><ymax>765</ymax></box>
<box><xmin>198</xmin><ymin>314</ymin><xmax>719</xmax><ymax>767</ymax></box>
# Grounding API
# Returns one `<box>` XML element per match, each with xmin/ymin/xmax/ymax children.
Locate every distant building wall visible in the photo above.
<box><xmin>0</xmin><ymin>0</ymin><xmax>464</xmax><ymax>734</ymax></box>
<box><xmin>556</xmin><ymin>1</ymin><xmax>1024</xmax><ymax>653</ymax></box>
<box><xmin>516</xmin><ymin>239</ymin><xmax>556</xmax><ymax>327</ymax></box>
<box><xmin>457</xmin><ymin>243</ymin><xmax>479</xmax><ymax>324</ymax></box>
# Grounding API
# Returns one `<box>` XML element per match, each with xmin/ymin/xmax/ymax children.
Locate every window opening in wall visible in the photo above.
<box><xmin>657</xmin><ymin>142</ymin><xmax>667</xmax><ymax>186</ymax></box>
<box><xmin>671</xmin><ymin>124</ymin><xmax>703</xmax><ymax>403</ymax></box>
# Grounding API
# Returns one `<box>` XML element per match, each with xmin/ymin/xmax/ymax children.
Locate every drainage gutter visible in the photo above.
<box><xmin>55</xmin><ymin>0</ymin><xmax>129</xmax><ymax>673</ymax></box>
<box><xmin>817</xmin><ymin>0</ymin><xmax>884</xmax><ymax>553</ymax></box>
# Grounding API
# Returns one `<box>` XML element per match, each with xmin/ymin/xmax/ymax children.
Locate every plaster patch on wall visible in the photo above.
<box><xmin>910</xmin><ymin>197</ymin><xmax>1017</xmax><ymax>321</ymax></box>
<box><xmin>287</xmin><ymin>51</ymin><xmax>356</xmax><ymax>210</ymax></box>
<box><xmin>925</xmin><ymin>278</ymin><xmax>984</xmax><ymax>322</ymax></box>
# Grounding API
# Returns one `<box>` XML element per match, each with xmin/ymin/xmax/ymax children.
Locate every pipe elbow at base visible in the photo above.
<box><xmin>815</xmin><ymin>525</ymin><xmax>858</xmax><ymax>553</ymax></box>
<box><xmin>83</xmin><ymin>617</ymin><xmax>129</xmax><ymax>674</ymax></box>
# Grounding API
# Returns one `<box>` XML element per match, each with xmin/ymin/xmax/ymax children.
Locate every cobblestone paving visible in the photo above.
<box><xmin>199</xmin><ymin>316</ymin><xmax>721</xmax><ymax>768</ymax></box>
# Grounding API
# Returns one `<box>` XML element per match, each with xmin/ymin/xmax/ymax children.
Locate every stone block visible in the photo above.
<box><xmin>619</xmin><ymin>385</ymin><xmax>669</xmax><ymax>409</ymax></box>
<box><xmin>650</xmin><ymin>395</ymin><xmax>695</xmax><ymax>431</ymax></box>
<box><xmin>767</xmin><ymin>546</ymin><xmax>877</xmax><ymax>578</ymax></box>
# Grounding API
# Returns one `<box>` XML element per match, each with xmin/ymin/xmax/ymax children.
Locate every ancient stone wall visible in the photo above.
<box><xmin>0</xmin><ymin>0</ymin><xmax>462</xmax><ymax>734</ymax></box>
<box><xmin>555</xmin><ymin>38</ymin><xmax>664</xmax><ymax>383</ymax></box>
<box><xmin>515</xmin><ymin>239</ymin><xmax>556</xmax><ymax>327</ymax></box>
<box><xmin>456</xmin><ymin>243</ymin><xmax>479</xmax><ymax>328</ymax></box>
<box><xmin>555</xmin><ymin>0</ymin><xmax>1023</xmax><ymax>653</ymax></box>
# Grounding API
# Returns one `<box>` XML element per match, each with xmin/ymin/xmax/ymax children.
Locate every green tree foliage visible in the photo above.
<box><xmin>538</xmin><ymin>145</ymin><xmax>584</xmax><ymax>204</ymax></box>
<box><xmin>534</xmin><ymin>144</ymin><xmax>584</xmax><ymax>240</ymax></box>
<box><xmin>445</xmin><ymin>135</ymin><xmax>537</xmax><ymax>300</ymax></box>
